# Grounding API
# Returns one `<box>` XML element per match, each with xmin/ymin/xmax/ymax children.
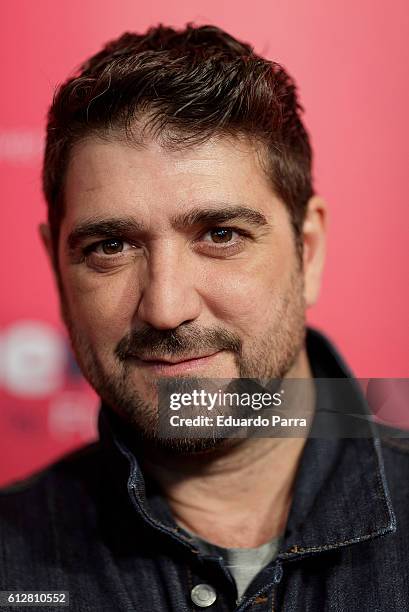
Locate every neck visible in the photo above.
<box><xmin>141</xmin><ymin>347</ymin><xmax>314</xmax><ymax>548</ymax></box>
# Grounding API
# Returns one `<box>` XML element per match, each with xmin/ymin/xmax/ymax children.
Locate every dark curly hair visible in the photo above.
<box><xmin>43</xmin><ymin>23</ymin><xmax>314</xmax><ymax>261</ymax></box>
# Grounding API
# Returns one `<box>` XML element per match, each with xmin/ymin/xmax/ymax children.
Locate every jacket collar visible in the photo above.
<box><xmin>281</xmin><ymin>435</ymin><xmax>396</xmax><ymax>559</ymax></box>
<box><xmin>97</xmin><ymin>327</ymin><xmax>396</xmax><ymax>557</ymax></box>
<box><xmin>279</xmin><ymin>328</ymin><xmax>396</xmax><ymax>558</ymax></box>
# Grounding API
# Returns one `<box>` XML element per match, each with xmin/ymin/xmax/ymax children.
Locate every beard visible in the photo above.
<box><xmin>61</xmin><ymin>266</ymin><xmax>306</xmax><ymax>456</ymax></box>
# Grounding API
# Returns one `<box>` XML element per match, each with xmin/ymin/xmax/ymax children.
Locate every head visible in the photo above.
<box><xmin>40</xmin><ymin>24</ymin><xmax>326</xmax><ymax>453</ymax></box>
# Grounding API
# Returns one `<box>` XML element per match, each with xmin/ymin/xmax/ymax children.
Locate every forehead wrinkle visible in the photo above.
<box><xmin>172</xmin><ymin>160</ymin><xmax>226</xmax><ymax>174</ymax></box>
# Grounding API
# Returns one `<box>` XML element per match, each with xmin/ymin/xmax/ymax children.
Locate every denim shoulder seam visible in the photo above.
<box><xmin>373</xmin><ymin>436</ymin><xmax>397</xmax><ymax>534</ymax></box>
<box><xmin>381</xmin><ymin>437</ymin><xmax>409</xmax><ymax>455</ymax></box>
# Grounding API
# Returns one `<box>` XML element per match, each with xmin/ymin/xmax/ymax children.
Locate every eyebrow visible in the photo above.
<box><xmin>67</xmin><ymin>218</ymin><xmax>144</xmax><ymax>251</ymax></box>
<box><xmin>170</xmin><ymin>206</ymin><xmax>270</xmax><ymax>230</ymax></box>
<box><xmin>66</xmin><ymin>205</ymin><xmax>270</xmax><ymax>251</ymax></box>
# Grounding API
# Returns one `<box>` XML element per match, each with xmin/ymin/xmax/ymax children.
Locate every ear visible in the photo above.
<box><xmin>302</xmin><ymin>195</ymin><xmax>327</xmax><ymax>307</ymax></box>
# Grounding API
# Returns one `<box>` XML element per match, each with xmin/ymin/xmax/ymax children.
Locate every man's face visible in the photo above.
<box><xmin>44</xmin><ymin>133</ymin><xmax>323</xmax><ymax>450</ymax></box>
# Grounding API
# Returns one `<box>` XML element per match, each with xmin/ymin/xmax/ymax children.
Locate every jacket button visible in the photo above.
<box><xmin>190</xmin><ymin>584</ymin><xmax>217</xmax><ymax>607</ymax></box>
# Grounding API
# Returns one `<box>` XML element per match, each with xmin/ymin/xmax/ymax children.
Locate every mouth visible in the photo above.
<box><xmin>129</xmin><ymin>351</ymin><xmax>223</xmax><ymax>375</ymax></box>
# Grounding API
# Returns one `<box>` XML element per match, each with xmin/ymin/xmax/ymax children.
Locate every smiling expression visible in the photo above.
<box><xmin>41</xmin><ymin>132</ymin><xmax>323</xmax><ymax>448</ymax></box>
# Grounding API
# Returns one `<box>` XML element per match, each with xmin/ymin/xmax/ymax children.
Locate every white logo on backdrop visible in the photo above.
<box><xmin>1</xmin><ymin>320</ymin><xmax>66</xmax><ymax>397</ymax></box>
<box><xmin>0</xmin><ymin>130</ymin><xmax>43</xmax><ymax>163</ymax></box>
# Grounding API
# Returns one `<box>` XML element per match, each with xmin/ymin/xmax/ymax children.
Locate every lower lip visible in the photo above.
<box><xmin>133</xmin><ymin>352</ymin><xmax>222</xmax><ymax>375</ymax></box>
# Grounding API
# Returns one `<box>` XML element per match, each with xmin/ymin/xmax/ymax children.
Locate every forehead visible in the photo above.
<box><xmin>62</xmin><ymin>134</ymin><xmax>278</xmax><ymax>227</ymax></box>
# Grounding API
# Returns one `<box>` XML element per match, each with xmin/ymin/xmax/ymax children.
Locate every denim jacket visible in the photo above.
<box><xmin>1</xmin><ymin>328</ymin><xmax>408</xmax><ymax>611</ymax></box>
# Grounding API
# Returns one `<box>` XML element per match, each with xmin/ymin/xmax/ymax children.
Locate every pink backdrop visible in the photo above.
<box><xmin>1</xmin><ymin>0</ymin><xmax>408</xmax><ymax>486</ymax></box>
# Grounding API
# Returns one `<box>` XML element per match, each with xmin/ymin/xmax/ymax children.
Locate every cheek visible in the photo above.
<box><xmin>61</xmin><ymin>267</ymin><xmax>139</xmax><ymax>344</ymax></box>
<box><xmin>201</xmin><ymin>261</ymin><xmax>283</xmax><ymax>333</ymax></box>
<box><xmin>200</xmin><ymin>239</ymin><xmax>297</xmax><ymax>334</ymax></box>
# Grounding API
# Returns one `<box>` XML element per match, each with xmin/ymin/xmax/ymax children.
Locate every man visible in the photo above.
<box><xmin>0</xmin><ymin>23</ymin><xmax>407</xmax><ymax>612</ymax></box>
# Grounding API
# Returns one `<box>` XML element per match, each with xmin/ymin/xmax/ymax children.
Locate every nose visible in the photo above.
<box><xmin>135</xmin><ymin>243</ymin><xmax>202</xmax><ymax>330</ymax></box>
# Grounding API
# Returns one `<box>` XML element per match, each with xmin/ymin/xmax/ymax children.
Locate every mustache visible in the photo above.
<box><xmin>115</xmin><ymin>324</ymin><xmax>242</xmax><ymax>361</ymax></box>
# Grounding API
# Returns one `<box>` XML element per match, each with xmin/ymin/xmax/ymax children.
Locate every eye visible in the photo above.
<box><xmin>80</xmin><ymin>237</ymin><xmax>140</xmax><ymax>270</ymax></box>
<box><xmin>84</xmin><ymin>238</ymin><xmax>133</xmax><ymax>256</ymax></box>
<box><xmin>97</xmin><ymin>239</ymin><xmax>125</xmax><ymax>255</ymax></box>
<box><xmin>203</xmin><ymin>228</ymin><xmax>236</xmax><ymax>244</ymax></box>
